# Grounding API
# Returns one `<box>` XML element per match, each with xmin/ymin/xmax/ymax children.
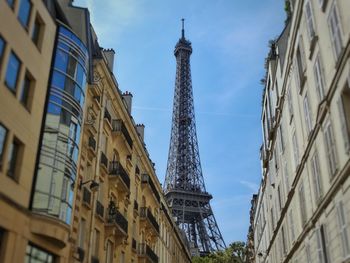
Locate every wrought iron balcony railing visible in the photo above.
<box><xmin>111</xmin><ymin>119</ymin><xmax>133</xmax><ymax>149</ymax></box>
<box><xmin>138</xmin><ymin>243</ymin><xmax>158</xmax><ymax>263</ymax></box>
<box><xmin>141</xmin><ymin>174</ymin><xmax>160</xmax><ymax>203</ymax></box>
<box><xmin>100</xmin><ymin>152</ymin><xmax>108</xmax><ymax>169</ymax></box>
<box><xmin>109</xmin><ymin>161</ymin><xmax>130</xmax><ymax>189</ymax></box>
<box><xmin>107</xmin><ymin>201</ymin><xmax>128</xmax><ymax>234</ymax></box>
<box><xmin>140</xmin><ymin>207</ymin><xmax>159</xmax><ymax>234</ymax></box>
<box><xmin>96</xmin><ymin>200</ymin><xmax>104</xmax><ymax>218</ymax></box>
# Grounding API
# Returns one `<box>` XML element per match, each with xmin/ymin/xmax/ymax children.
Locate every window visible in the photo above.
<box><xmin>18</xmin><ymin>0</ymin><xmax>32</xmax><ymax>28</ymax></box>
<box><xmin>7</xmin><ymin>137</ymin><xmax>22</xmax><ymax>180</ymax></box>
<box><xmin>287</xmin><ymin>87</ymin><xmax>294</xmax><ymax>120</ymax></box>
<box><xmin>336</xmin><ymin>201</ymin><xmax>350</xmax><ymax>257</ymax></box>
<box><xmin>0</xmin><ymin>36</ymin><xmax>5</xmax><ymax>68</ymax></box>
<box><xmin>306</xmin><ymin>242</ymin><xmax>312</xmax><ymax>263</ymax></box>
<box><xmin>303</xmin><ymin>94</ymin><xmax>312</xmax><ymax>134</ymax></box>
<box><xmin>32</xmin><ymin>14</ymin><xmax>44</xmax><ymax>48</ymax></box>
<box><xmin>305</xmin><ymin>1</ymin><xmax>316</xmax><ymax>40</ymax></box>
<box><xmin>0</xmin><ymin>124</ymin><xmax>8</xmax><ymax>169</ymax></box>
<box><xmin>281</xmin><ymin>226</ymin><xmax>287</xmax><ymax>256</ymax></box>
<box><xmin>328</xmin><ymin>3</ymin><xmax>343</xmax><ymax>60</ymax></box>
<box><xmin>120</xmin><ymin>252</ymin><xmax>125</xmax><ymax>263</ymax></box>
<box><xmin>295</xmin><ymin>41</ymin><xmax>306</xmax><ymax>89</ymax></box>
<box><xmin>106</xmin><ymin>240</ymin><xmax>113</xmax><ymax>263</ymax></box>
<box><xmin>78</xmin><ymin>218</ymin><xmax>85</xmax><ymax>248</ymax></box>
<box><xmin>310</xmin><ymin>151</ymin><xmax>323</xmax><ymax>203</ymax></box>
<box><xmin>337</xmin><ymin>91</ymin><xmax>350</xmax><ymax>153</ymax></box>
<box><xmin>5</xmin><ymin>51</ymin><xmax>21</xmax><ymax>93</ymax></box>
<box><xmin>6</xmin><ymin>0</ymin><xmax>15</xmax><ymax>8</ymax></box>
<box><xmin>278</xmin><ymin>125</ymin><xmax>285</xmax><ymax>153</ymax></box>
<box><xmin>314</xmin><ymin>53</ymin><xmax>325</xmax><ymax>100</ymax></box>
<box><xmin>277</xmin><ymin>185</ymin><xmax>282</xmax><ymax>210</ymax></box>
<box><xmin>299</xmin><ymin>182</ymin><xmax>307</xmax><ymax>225</ymax></box>
<box><xmin>0</xmin><ymin>228</ymin><xmax>4</xmax><ymax>259</ymax></box>
<box><xmin>289</xmin><ymin>209</ymin><xmax>295</xmax><ymax>243</ymax></box>
<box><xmin>323</xmin><ymin>119</ymin><xmax>337</xmax><ymax>178</ymax></box>
<box><xmin>316</xmin><ymin>225</ymin><xmax>330</xmax><ymax>263</ymax></box>
<box><xmin>20</xmin><ymin>71</ymin><xmax>34</xmax><ymax>110</ymax></box>
<box><xmin>271</xmin><ymin>207</ymin><xmax>275</xmax><ymax>230</ymax></box>
<box><xmin>93</xmin><ymin>229</ymin><xmax>100</xmax><ymax>257</ymax></box>
<box><xmin>25</xmin><ymin>243</ymin><xmax>54</xmax><ymax>263</ymax></box>
<box><xmin>292</xmin><ymin>132</ymin><xmax>299</xmax><ymax>169</ymax></box>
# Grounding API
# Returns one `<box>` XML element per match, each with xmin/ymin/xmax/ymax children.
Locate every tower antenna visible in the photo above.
<box><xmin>181</xmin><ymin>18</ymin><xmax>185</xmax><ymax>38</ymax></box>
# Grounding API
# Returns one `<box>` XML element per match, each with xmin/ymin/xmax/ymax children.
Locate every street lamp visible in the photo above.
<box><xmin>79</xmin><ymin>179</ymin><xmax>99</xmax><ymax>192</ymax></box>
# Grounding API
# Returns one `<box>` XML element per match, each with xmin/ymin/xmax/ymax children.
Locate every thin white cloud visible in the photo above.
<box><xmin>239</xmin><ymin>180</ymin><xmax>259</xmax><ymax>193</ymax></box>
<box><xmin>86</xmin><ymin>0</ymin><xmax>144</xmax><ymax>44</ymax></box>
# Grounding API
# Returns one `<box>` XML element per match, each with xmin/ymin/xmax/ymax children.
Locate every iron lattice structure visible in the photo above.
<box><xmin>164</xmin><ymin>20</ymin><xmax>226</xmax><ymax>256</ymax></box>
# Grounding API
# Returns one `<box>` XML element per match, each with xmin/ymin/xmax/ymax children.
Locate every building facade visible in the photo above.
<box><xmin>0</xmin><ymin>0</ymin><xmax>191</xmax><ymax>262</ymax></box>
<box><xmin>253</xmin><ymin>0</ymin><xmax>350</xmax><ymax>262</ymax></box>
<box><xmin>69</xmin><ymin>41</ymin><xmax>191</xmax><ymax>263</ymax></box>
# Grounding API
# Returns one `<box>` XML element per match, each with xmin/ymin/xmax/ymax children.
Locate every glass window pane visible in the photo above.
<box><xmin>54</xmin><ymin>49</ymin><xmax>68</xmax><ymax>72</ymax></box>
<box><xmin>7</xmin><ymin>139</ymin><xmax>20</xmax><ymax>179</ymax></box>
<box><xmin>0</xmin><ymin>37</ymin><xmax>5</xmax><ymax>62</ymax></box>
<box><xmin>52</xmin><ymin>72</ymin><xmax>65</xmax><ymax>89</ymax></box>
<box><xmin>6</xmin><ymin>0</ymin><xmax>15</xmax><ymax>8</ymax></box>
<box><xmin>20</xmin><ymin>73</ymin><xmax>32</xmax><ymax>108</ymax></box>
<box><xmin>18</xmin><ymin>0</ymin><xmax>32</xmax><ymax>28</ymax></box>
<box><xmin>0</xmin><ymin>124</ymin><xmax>8</xmax><ymax>165</ymax></box>
<box><xmin>5</xmin><ymin>52</ymin><xmax>21</xmax><ymax>92</ymax></box>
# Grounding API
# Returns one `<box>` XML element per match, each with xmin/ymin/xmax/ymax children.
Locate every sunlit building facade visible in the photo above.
<box><xmin>0</xmin><ymin>0</ymin><xmax>191</xmax><ymax>262</ymax></box>
<box><xmin>253</xmin><ymin>0</ymin><xmax>350</xmax><ymax>262</ymax></box>
<box><xmin>69</xmin><ymin>38</ymin><xmax>191</xmax><ymax>262</ymax></box>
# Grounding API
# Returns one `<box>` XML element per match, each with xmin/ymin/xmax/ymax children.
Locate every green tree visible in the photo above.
<box><xmin>191</xmin><ymin>242</ymin><xmax>247</xmax><ymax>263</ymax></box>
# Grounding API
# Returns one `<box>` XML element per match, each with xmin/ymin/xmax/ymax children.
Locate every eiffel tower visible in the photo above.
<box><xmin>163</xmin><ymin>19</ymin><xmax>226</xmax><ymax>256</ymax></box>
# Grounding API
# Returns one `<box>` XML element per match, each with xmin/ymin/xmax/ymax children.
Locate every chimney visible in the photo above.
<box><xmin>102</xmin><ymin>48</ymin><xmax>115</xmax><ymax>72</ymax></box>
<box><xmin>136</xmin><ymin>124</ymin><xmax>145</xmax><ymax>141</ymax></box>
<box><xmin>122</xmin><ymin>91</ymin><xmax>133</xmax><ymax>114</ymax></box>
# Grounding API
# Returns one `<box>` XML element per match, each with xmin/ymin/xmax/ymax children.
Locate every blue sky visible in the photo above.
<box><xmin>75</xmin><ymin>0</ymin><xmax>286</xmax><ymax>244</ymax></box>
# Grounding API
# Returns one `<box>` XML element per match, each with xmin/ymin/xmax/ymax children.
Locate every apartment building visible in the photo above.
<box><xmin>0</xmin><ymin>0</ymin><xmax>191</xmax><ymax>262</ymax></box>
<box><xmin>70</xmin><ymin>34</ymin><xmax>191</xmax><ymax>262</ymax></box>
<box><xmin>253</xmin><ymin>0</ymin><xmax>350</xmax><ymax>262</ymax></box>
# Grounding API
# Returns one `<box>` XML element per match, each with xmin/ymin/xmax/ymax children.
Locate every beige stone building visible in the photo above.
<box><xmin>0</xmin><ymin>0</ymin><xmax>191</xmax><ymax>262</ymax></box>
<box><xmin>70</xmin><ymin>41</ymin><xmax>191</xmax><ymax>263</ymax></box>
<box><xmin>253</xmin><ymin>0</ymin><xmax>350</xmax><ymax>262</ymax></box>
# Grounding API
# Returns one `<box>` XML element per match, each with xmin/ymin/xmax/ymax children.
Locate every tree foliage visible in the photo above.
<box><xmin>192</xmin><ymin>242</ymin><xmax>247</xmax><ymax>263</ymax></box>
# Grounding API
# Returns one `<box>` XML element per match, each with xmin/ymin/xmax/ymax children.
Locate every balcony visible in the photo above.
<box><xmin>96</xmin><ymin>200</ymin><xmax>104</xmax><ymax>220</ymax></box>
<box><xmin>140</xmin><ymin>207</ymin><xmax>159</xmax><ymax>236</ymax></box>
<box><xmin>138</xmin><ymin>243</ymin><xmax>158</xmax><ymax>263</ymax></box>
<box><xmin>106</xmin><ymin>201</ymin><xmax>128</xmax><ymax>239</ymax></box>
<box><xmin>111</xmin><ymin>119</ymin><xmax>133</xmax><ymax>150</ymax></box>
<box><xmin>100</xmin><ymin>152</ymin><xmax>108</xmax><ymax>171</ymax></box>
<box><xmin>141</xmin><ymin>174</ymin><xmax>160</xmax><ymax>204</ymax></box>
<box><xmin>82</xmin><ymin>187</ymin><xmax>91</xmax><ymax>208</ymax></box>
<box><xmin>109</xmin><ymin>161</ymin><xmax>130</xmax><ymax>193</ymax></box>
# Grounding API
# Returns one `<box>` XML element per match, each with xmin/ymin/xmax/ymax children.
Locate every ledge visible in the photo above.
<box><xmin>30</xmin><ymin>213</ymin><xmax>70</xmax><ymax>248</ymax></box>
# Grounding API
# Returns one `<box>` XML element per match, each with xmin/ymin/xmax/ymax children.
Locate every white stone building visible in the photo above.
<box><xmin>253</xmin><ymin>0</ymin><xmax>350</xmax><ymax>262</ymax></box>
